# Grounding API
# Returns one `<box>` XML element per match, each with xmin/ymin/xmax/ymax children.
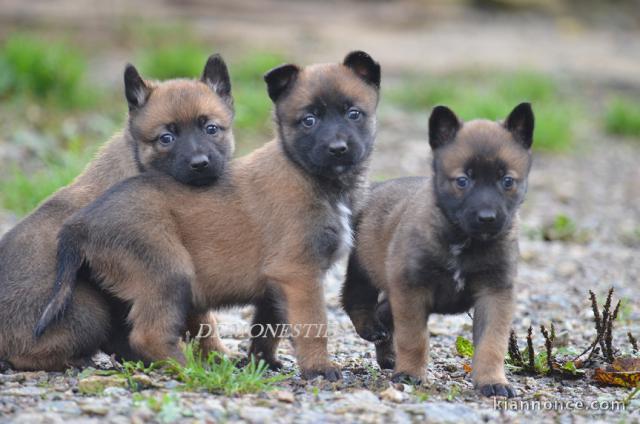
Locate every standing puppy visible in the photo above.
<box><xmin>36</xmin><ymin>51</ymin><xmax>381</xmax><ymax>380</ymax></box>
<box><xmin>0</xmin><ymin>54</ymin><xmax>234</xmax><ymax>371</ymax></box>
<box><xmin>342</xmin><ymin>103</ymin><xmax>534</xmax><ymax>397</ymax></box>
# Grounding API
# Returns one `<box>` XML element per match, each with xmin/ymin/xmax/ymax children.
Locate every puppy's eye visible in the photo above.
<box><xmin>347</xmin><ymin>108</ymin><xmax>361</xmax><ymax>121</ymax></box>
<box><xmin>455</xmin><ymin>176</ymin><xmax>469</xmax><ymax>189</ymax></box>
<box><xmin>205</xmin><ymin>124</ymin><xmax>219</xmax><ymax>135</ymax></box>
<box><xmin>502</xmin><ymin>176</ymin><xmax>515</xmax><ymax>190</ymax></box>
<box><xmin>302</xmin><ymin>114</ymin><xmax>317</xmax><ymax>128</ymax></box>
<box><xmin>158</xmin><ymin>133</ymin><xmax>175</xmax><ymax>146</ymax></box>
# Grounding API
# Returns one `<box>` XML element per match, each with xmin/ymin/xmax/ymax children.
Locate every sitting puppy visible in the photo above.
<box><xmin>36</xmin><ymin>51</ymin><xmax>381</xmax><ymax>380</ymax></box>
<box><xmin>0</xmin><ymin>54</ymin><xmax>234</xmax><ymax>371</ymax></box>
<box><xmin>341</xmin><ymin>103</ymin><xmax>534</xmax><ymax>397</ymax></box>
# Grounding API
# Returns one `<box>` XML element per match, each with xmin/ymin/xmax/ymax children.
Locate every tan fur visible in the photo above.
<box><xmin>0</xmin><ymin>77</ymin><xmax>229</xmax><ymax>370</ymax></box>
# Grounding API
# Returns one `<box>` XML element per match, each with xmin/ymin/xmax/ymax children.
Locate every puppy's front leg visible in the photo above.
<box><xmin>188</xmin><ymin>310</ymin><xmax>232</xmax><ymax>358</ymax></box>
<box><xmin>276</xmin><ymin>274</ymin><xmax>340</xmax><ymax>381</ymax></box>
<box><xmin>471</xmin><ymin>286</ymin><xmax>516</xmax><ymax>398</ymax></box>
<box><xmin>389</xmin><ymin>284</ymin><xmax>429</xmax><ymax>383</ymax></box>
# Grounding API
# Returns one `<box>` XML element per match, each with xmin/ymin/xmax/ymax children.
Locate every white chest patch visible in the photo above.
<box><xmin>447</xmin><ymin>242</ymin><xmax>467</xmax><ymax>292</ymax></box>
<box><xmin>335</xmin><ymin>202</ymin><xmax>354</xmax><ymax>257</ymax></box>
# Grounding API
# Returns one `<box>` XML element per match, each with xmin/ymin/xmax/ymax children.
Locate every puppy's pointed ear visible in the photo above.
<box><xmin>201</xmin><ymin>54</ymin><xmax>233</xmax><ymax>108</ymax></box>
<box><xmin>343</xmin><ymin>50</ymin><xmax>380</xmax><ymax>89</ymax></box>
<box><xmin>504</xmin><ymin>102</ymin><xmax>534</xmax><ymax>149</ymax></box>
<box><xmin>429</xmin><ymin>105</ymin><xmax>461</xmax><ymax>150</ymax></box>
<box><xmin>264</xmin><ymin>64</ymin><xmax>300</xmax><ymax>103</ymax></box>
<box><xmin>124</xmin><ymin>64</ymin><xmax>151</xmax><ymax>111</ymax></box>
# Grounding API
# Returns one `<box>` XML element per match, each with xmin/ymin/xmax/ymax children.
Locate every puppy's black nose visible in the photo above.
<box><xmin>477</xmin><ymin>209</ymin><xmax>497</xmax><ymax>223</ymax></box>
<box><xmin>190</xmin><ymin>155</ymin><xmax>209</xmax><ymax>171</ymax></box>
<box><xmin>328</xmin><ymin>141</ymin><xmax>348</xmax><ymax>156</ymax></box>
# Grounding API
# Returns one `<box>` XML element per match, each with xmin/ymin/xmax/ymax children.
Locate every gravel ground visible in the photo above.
<box><xmin>1</xmin><ymin>1</ymin><xmax>640</xmax><ymax>422</ymax></box>
<box><xmin>1</xmin><ymin>120</ymin><xmax>639</xmax><ymax>423</ymax></box>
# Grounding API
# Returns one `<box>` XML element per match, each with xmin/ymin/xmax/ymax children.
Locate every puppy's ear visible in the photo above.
<box><xmin>201</xmin><ymin>54</ymin><xmax>233</xmax><ymax>109</ymax></box>
<box><xmin>429</xmin><ymin>105</ymin><xmax>461</xmax><ymax>150</ymax></box>
<box><xmin>504</xmin><ymin>102</ymin><xmax>534</xmax><ymax>149</ymax></box>
<box><xmin>343</xmin><ymin>50</ymin><xmax>381</xmax><ymax>89</ymax></box>
<box><xmin>264</xmin><ymin>64</ymin><xmax>300</xmax><ymax>103</ymax></box>
<box><xmin>124</xmin><ymin>64</ymin><xmax>151</xmax><ymax>111</ymax></box>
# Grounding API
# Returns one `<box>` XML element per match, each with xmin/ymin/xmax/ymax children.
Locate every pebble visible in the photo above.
<box><xmin>239</xmin><ymin>406</ymin><xmax>274</xmax><ymax>423</ymax></box>
<box><xmin>275</xmin><ymin>390</ymin><xmax>295</xmax><ymax>403</ymax></box>
<box><xmin>2</xmin><ymin>386</ymin><xmax>46</xmax><ymax>397</ymax></box>
<box><xmin>79</xmin><ymin>401</ymin><xmax>110</xmax><ymax>416</ymax></box>
<box><xmin>380</xmin><ymin>385</ymin><xmax>405</xmax><ymax>403</ymax></box>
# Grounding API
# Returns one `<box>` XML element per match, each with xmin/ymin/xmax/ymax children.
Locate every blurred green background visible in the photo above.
<box><xmin>0</xmin><ymin>0</ymin><xmax>639</xmax><ymax>216</ymax></box>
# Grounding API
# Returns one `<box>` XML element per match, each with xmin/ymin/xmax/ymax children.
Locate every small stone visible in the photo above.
<box><xmin>1</xmin><ymin>386</ymin><xmax>46</xmax><ymax>397</ymax></box>
<box><xmin>275</xmin><ymin>390</ymin><xmax>295</xmax><ymax>403</ymax></box>
<box><xmin>556</xmin><ymin>261</ymin><xmax>579</xmax><ymax>278</ymax></box>
<box><xmin>79</xmin><ymin>401</ymin><xmax>110</xmax><ymax>416</ymax></box>
<box><xmin>78</xmin><ymin>375</ymin><xmax>126</xmax><ymax>395</ymax></box>
<box><xmin>131</xmin><ymin>374</ymin><xmax>156</xmax><ymax>389</ymax></box>
<box><xmin>91</xmin><ymin>351</ymin><xmax>114</xmax><ymax>369</ymax></box>
<box><xmin>239</xmin><ymin>406</ymin><xmax>274</xmax><ymax>423</ymax></box>
<box><xmin>44</xmin><ymin>400</ymin><xmax>82</xmax><ymax>415</ymax></box>
<box><xmin>0</xmin><ymin>374</ymin><xmax>26</xmax><ymax>384</ymax></box>
<box><xmin>103</xmin><ymin>386</ymin><xmax>129</xmax><ymax>397</ymax></box>
<box><xmin>380</xmin><ymin>385</ymin><xmax>405</xmax><ymax>403</ymax></box>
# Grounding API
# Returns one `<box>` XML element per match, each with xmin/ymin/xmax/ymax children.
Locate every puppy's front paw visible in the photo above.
<box><xmin>478</xmin><ymin>383</ymin><xmax>517</xmax><ymax>398</ymax></box>
<box><xmin>375</xmin><ymin>342</ymin><xmax>395</xmax><ymax>370</ymax></box>
<box><xmin>357</xmin><ymin>320</ymin><xmax>390</xmax><ymax>344</ymax></box>
<box><xmin>391</xmin><ymin>371</ymin><xmax>423</xmax><ymax>385</ymax></box>
<box><xmin>301</xmin><ymin>365</ymin><xmax>342</xmax><ymax>381</ymax></box>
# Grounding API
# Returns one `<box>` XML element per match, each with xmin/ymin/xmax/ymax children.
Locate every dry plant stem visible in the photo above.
<box><xmin>540</xmin><ymin>325</ymin><xmax>554</xmax><ymax>373</ymax></box>
<box><xmin>527</xmin><ymin>326</ymin><xmax>535</xmax><ymax>372</ymax></box>
<box><xmin>629</xmin><ymin>332</ymin><xmax>639</xmax><ymax>353</ymax></box>
<box><xmin>604</xmin><ymin>300</ymin><xmax>620</xmax><ymax>363</ymax></box>
<box><xmin>508</xmin><ymin>329</ymin><xmax>524</xmax><ymax>366</ymax></box>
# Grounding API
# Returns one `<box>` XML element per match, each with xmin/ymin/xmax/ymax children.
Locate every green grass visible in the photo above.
<box><xmin>139</xmin><ymin>44</ymin><xmax>211</xmax><ymax>81</ymax></box>
<box><xmin>386</xmin><ymin>71</ymin><xmax>574</xmax><ymax>152</ymax></box>
<box><xmin>604</xmin><ymin>97</ymin><xmax>640</xmax><ymax>138</ymax></box>
<box><xmin>165</xmin><ymin>342</ymin><xmax>288</xmax><ymax>395</ymax></box>
<box><xmin>0</xmin><ymin>34</ymin><xmax>98</xmax><ymax>108</ymax></box>
<box><xmin>0</xmin><ymin>146</ymin><xmax>95</xmax><ymax>216</ymax></box>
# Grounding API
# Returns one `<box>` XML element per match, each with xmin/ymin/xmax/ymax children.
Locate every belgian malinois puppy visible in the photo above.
<box><xmin>36</xmin><ymin>51</ymin><xmax>381</xmax><ymax>380</ymax></box>
<box><xmin>342</xmin><ymin>103</ymin><xmax>534</xmax><ymax>397</ymax></box>
<box><xmin>0</xmin><ymin>54</ymin><xmax>235</xmax><ymax>371</ymax></box>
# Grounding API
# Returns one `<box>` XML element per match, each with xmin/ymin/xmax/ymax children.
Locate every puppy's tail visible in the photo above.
<box><xmin>34</xmin><ymin>225</ymin><xmax>86</xmax><ymax>338</ymax></box>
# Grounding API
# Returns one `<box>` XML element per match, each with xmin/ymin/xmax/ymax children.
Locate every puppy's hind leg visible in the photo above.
<box><xmin>374</xmin><ymin>297</ymin><xmax>395</xmax><ymax>370</ymax></box>
<box><xmin>341</xmin><ymin>253</ymin><xmax>389</xmax><ymax>344</ymax></box>
<box><xmin>248</xmin><ymin>285</ymin><xmax>286</xmax><ymax>370</ymax></box>
<box><xmin>10</xmin><ymin>283</ymin><xmax>110</xmax><ymax>371</ymax></box>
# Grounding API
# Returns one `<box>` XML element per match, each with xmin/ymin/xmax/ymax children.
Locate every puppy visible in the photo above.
<box><xmin>342</xmin><ymin>103</ymin><xmax>534</xmax><ymax>397</ymax></box>
<box><xmin>36</xmin><ymin>51</ymin><xmax>381</xmax><ymax>380</ymax></box>
<box><xmin>0</xmin><ymin>54</ymin><xmax>234</xmax><ymax>370</ymax></box>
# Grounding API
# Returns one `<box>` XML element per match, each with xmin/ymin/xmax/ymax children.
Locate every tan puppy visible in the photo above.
<box><xmin>342</xmin><ymin>103</ymin><xmax>534</xmax><ymax>397</ymax></box>
<box><xmin>0</xmin><ymin>54</ymin><xmax>234</xmax><ymax>370</ymax></box>
<box><xmin>36</xmin><ymin>51</ymin><xmax>381</xmax><ymax>380</ymax></box>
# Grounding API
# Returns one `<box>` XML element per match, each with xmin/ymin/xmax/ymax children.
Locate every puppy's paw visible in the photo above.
<box><xmin>301</xmin><ymin>365</ymin><xmax>342</xmax><ymax>382</ymax></box>
<box><xmin>0</xmin><ymin>360</ymin><xmax>11</xmax><ymax>373</ymax></box>
<box><xmin>376</xmin><ymin>355</ymin><xmax>395</xmax><ymax>370</ymax></box>
<box><xmin>357</xmin><ymin>321</ymin><xmax>390</xmax><ymax>344</ymax></box>
<box><xmin>375</xmin><ymin>343</ymin><xmax>395</xmax><ymax>370</ymax></box>
<box><xmin>391</xmin><ymin>372</ymin><xmax>422</xmax><ymax>385</ymax></box>
<box><xmin>478</xmin><ymin>383</ymin><xmax>517</xmax><ymax>398</ymax></box>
